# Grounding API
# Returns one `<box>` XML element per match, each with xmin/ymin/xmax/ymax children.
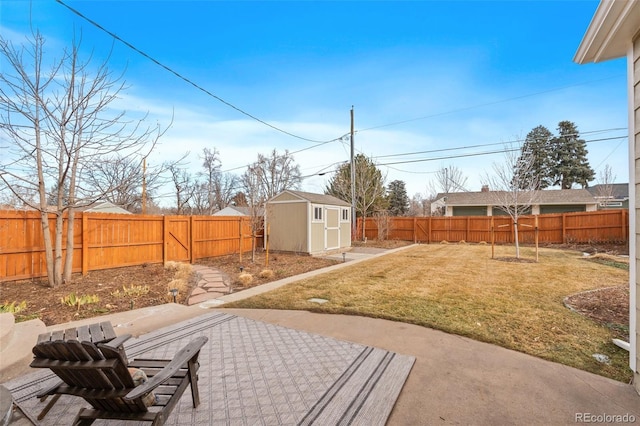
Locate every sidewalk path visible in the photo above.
<box><xmin>187</xmin><ymin>264</ymin><xmax>231</xmax><ymax>305</ymax></box>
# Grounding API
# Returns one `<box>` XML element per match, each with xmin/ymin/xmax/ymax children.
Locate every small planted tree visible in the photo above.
<box><xmin>483</xmin><ymin>142</ymin><xmax>539</xmax><ymax>259</ymax></box>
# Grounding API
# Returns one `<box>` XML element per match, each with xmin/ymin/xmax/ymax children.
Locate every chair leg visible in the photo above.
<box><xmin>72</xmin><ymin>408</ymin><xmax>96</xmax><ymax>426</ymax></box>
<box><xmin>188</xmin><ymin>359</ymin><xmax>200</xmax><ymax>408</ymax></box>
<box><xmin>37</xmin><ymin>394</ymin><xmax>61</xmax><ymax>420</ymax></box>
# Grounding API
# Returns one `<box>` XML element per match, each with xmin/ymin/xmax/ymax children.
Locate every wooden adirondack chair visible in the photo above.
<box><xmin>30</xmin><ymin>325</ymin><xmax>208</xmax><ymax>426</ymax></box>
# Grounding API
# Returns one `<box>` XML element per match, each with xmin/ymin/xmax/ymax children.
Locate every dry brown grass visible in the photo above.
<box><xmin>237</xmin><ymin>272</ymin><xmax>254</xmax><ymax>287</ymax></box>
<box><xmin>164</xmin><ymin>262</ymin><xmax>193</xmax><ymax>303</ymax></box>
<box><xmin>258</xmin><ymin>269</ymin><xmax>275</xmax><ymax>279</ymax></box>
<box><xmin>226</xmin><ymin>244</ymin><xmax>631</xmax><ymax>382</ymax></box>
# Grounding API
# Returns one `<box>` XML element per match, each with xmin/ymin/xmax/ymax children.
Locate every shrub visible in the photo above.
<box><xmin>111</xmin><ymin>284</ymin><xmax>150</xmax><ymax>298</ymax></box>
<box><xmin>237</xmin><ymin>272</ymin><xmax>254</xmax><ymax>287</ymax></box>
<box><xmin>61</xmin><ymin>293</ymin><xmax>99</xmax><ymax>310</ymax></box>
<box><xmin>258</xmin><ymin>269</ymin><xmax>275</xmax><ymax>279</ymax></box>
<box><xmin>0</xmin><ymin>301</ymin><xmax>27</xmax><ymax>314</ymax></box>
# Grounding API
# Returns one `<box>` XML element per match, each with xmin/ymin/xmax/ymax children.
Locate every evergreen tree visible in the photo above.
<box><xmin>516</xmin><ymin>125</ymin><xmax>553</xmax><ymax>189</ymax></box>
<box><xmin>386</xmin><ymin>180</ymin><xmax>409</xmax><ymax>216</ymax></box>
<box><xmin>325</xmin><ymin>154</ymin><xmax>387</xmax><ymax>218</ymax></box>
<box><xmin>549</xmin><ymin>121</ymin><xmax>595</xmax><ymax>189</ymax></box>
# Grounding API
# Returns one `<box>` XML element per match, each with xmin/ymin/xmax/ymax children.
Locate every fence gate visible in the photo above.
<box><xmin>165</xmin><ymin>216</ymin><xmax>191</xmax><ymax>262</ymax></box>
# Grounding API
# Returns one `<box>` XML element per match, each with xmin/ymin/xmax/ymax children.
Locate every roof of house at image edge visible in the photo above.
<box><xmin>586</xmin><ymin>183</ymin><xmax>629</xmax><ymax>199</ymax></box>
<box><xmin>269</xmin><ymin>190</ymin><xmax>351</xmax><ymax>206</ymax></box>
<box><xmin>213</xmin><ymin>206</ymin><xmax>264</xmax><ymax>216</ymax></box>
<box><xmin>81</xmin><ymin>201</ymin><xmax>132</xmax><ymax>214</ymax></box>
<box><xmin>435</xmin><ymin>189</ymin><xmax>598</xmax><ymax>206</ymax></box>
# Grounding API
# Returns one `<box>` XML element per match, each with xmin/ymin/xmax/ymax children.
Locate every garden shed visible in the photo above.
<box><xmin>266</xmin><ymin>190</ymin><xmax>351</xmax><ymax>255</ymax></box>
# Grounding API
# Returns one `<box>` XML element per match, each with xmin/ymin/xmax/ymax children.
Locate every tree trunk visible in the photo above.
<box><xmin>513</xmin><ymin>221</ymin><xmax>520</xmax><ymax>259</ymax></box>
<box><xmin>39</xmin><ymin>211</ymin><xmax>55</xmax><ymax>287</ymax></box>
<box><xmin>53</xmin><ymin>213</ymin><xmax>65</xmax><ymax>286</ymax></box>
<box><xmin>63</xmin><ymin>208</ymin><xmax>75</xmax><ymax>283</ymax></box>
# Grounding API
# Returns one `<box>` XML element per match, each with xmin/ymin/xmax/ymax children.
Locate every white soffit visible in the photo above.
<box><xmin>574</xmin><ymin>0</ymin><xmax>640</xmax><ymax>64</ymax></box>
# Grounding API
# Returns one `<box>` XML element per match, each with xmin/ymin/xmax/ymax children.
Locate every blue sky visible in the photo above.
<box><xmin>0</xmin><ymin>1</ymin><xmax>629</xmax><ymax>205</ymax></box>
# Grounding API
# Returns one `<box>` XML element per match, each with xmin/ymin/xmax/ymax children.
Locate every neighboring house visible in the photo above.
<box><xmin>213</xmin><ymin>206</ymin><xmax>252</xmax><ymax>216</ymax></box>
<box><xmin>80</xmin><ymin>201</ymin><xmax>132</xmax><ymax>215</ymax></box>
<box><xmin>575</xmin><ymin>0</ymin><xmax>639</xmax><ymax>394</ymax></box>
<box><xmin>432</xmin><ymin>188</ymin><xmax>598</xmax><ymax>217</ymax></box>
<box><xmin>586</xmin><ymin>183</ymin><xmax>629</xmax><ymax>209</ymax></box>
<box><xmin>265</xmin><ymin>190</ymin><xmax>351</xmax><ymax>255</ymax></box>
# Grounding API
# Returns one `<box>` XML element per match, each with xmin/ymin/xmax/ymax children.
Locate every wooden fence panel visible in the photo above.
<box><xmin>355</xmin><ymin>209</ymin><xmax>628</xmax><ymax>245</ymax></box>
<box><xmin>191</xmin><ymin>216</ymin><xmax>253</xmax><ymax>260</ymax></box>
<box><xmin>84</xmin><ymin>214</ymin><xmax>164</xmax><ymax>272</ymax></box>
<box><xmin>0</xmin><ymin>211</ymin><xmax>258</xmax><ymax>282</ymax></box>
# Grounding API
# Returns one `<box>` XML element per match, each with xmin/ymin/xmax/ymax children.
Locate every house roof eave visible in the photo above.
<box><xmin>574</xmin><ymin>0</ymin><xmax>640</xmax><ymax>64</ymax></box>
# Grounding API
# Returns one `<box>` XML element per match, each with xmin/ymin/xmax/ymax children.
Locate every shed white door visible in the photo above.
<box><xmin>325</xmin><ymin>207</ymin><xmax>340</xmax><ymax>250</ymax></box>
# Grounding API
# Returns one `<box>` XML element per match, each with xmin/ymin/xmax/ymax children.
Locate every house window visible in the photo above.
<box><xmin>341</xmin><ymin>208</ymin><xmax>349</xmax><ymax>222</ymax></box>
<box><xmin>313</xmin><ymin>206</ymin><xmax>323</xmax><ymax>221</ymax></box>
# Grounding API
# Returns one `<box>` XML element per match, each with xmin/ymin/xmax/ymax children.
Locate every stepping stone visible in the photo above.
<box><xmin>190</xmin><ymin>287</ymin><xmax>206</xmax><ymax>296</ymax></box>
<box><xmin>204</xmin><ymin>282</ymin><xmax>226</xmax><ymax>289</ymax></box>
<box><xmin>188</xmin><ymin>292</ymin><xmax>225</xmax><ymax>305</ymax></box>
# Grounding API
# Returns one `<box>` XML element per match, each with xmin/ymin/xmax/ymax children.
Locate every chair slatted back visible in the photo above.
<box><xmin>31</xmin><ymin>328</ymin><xmax>148</xmax><ymax>413</ymax></box>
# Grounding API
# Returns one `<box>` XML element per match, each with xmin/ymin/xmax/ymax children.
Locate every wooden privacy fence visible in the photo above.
<box><xmin>0</xmin><ymin>211</ymin><xmax>256</xmax><ymax>282</ymax></box>
<box><xmin>357</xmin><ymin>209</ymin><xmax>629</xmax><ymax>245</ymax></box>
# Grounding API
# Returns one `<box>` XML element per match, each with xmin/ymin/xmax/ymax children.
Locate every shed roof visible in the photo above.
<box><xmin>435</xmin><ymin>189</ymin><xmax>598</xmax><ymax>206</ymax></box>
<box><xmin>271</xmin><ymin>190</ymin><xmax>350</xmax><ymax>206</ymax></box>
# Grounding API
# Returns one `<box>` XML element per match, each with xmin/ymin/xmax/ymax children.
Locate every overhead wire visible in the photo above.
<box><xmin>356</xmin><ymin>77</ymin><xmax>625</xmax><ymax>132</ymax></box>
<box><xmin>54</xmin><ymin>0</ymin><xmax>343</xmax><ymax>145</ymax></box>
<box><xmin>45</xmin><ymin>1</ymin><xmax>631</xmax><ymax>187</ymax></box>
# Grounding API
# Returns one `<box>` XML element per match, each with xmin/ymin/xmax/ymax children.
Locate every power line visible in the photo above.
<box><xmin>54</xmin><ymin>0</ymin><xmax>342</xmax><ymax>145</ymax></box>
<box><xmin>375</xmin><ymin>135</ymin><xmax>627</xmax><ymax>167</ymax></box>
<box><xmin>357</xmin><ymin>76</ymin><xmax>625</xmax><ymax>132</ymax></box>
<box><xmin>372</xmin><ymin>128</ymin><xmax>627</xmax><ymax>160</ymax></box>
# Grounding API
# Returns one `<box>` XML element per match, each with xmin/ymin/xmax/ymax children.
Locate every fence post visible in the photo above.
<box><xmin>428</xmin><ymin>217</ymin><xmax>431</xmax><ymax>244</ymax></box>
<box><xmin>466</xmin><ymin>217</ymin><xmax>470</xmax><ymax>242</ymax></box>
<box><xmin>622</xmin><ymin>209</ymin><xmax>627</xmax><ymax>242</ymax></box>
<box><xmin>413</xmin><ymin>217</ymin><xmax>417</xmax><ymax>243</ymax></box>
<box><xmin>163</xmin><ymin>215</ymin><xmax>168</xmax><ymax>266</ymax></box>
<box><xmin>82</xmin><ymin>213</ymin><xmax>88</xmax><ymax>276</ymax></box>
<box><xmin>189</xmin><ymin>215</ymin><xmax>194</xmax><ymax>264</ymax></box>
<box><xmin>562</xmin><ymin>213</ymin><xmax>566</xmax><ymax>243</ymax></box>
<box><xmin>239</xmin><ymin>218</ymin><xmax>243</xmax><ymax>263</ymax></box>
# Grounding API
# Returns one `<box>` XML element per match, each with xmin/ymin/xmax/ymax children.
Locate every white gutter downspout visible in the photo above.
<box><xmin>627</xmin><ymin>41</ymin><xmax>637</xmax><ymax>374</ymax></box>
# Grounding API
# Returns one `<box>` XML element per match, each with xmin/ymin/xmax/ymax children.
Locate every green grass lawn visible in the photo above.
<box><xmin>225</xmin><ymin>244</ymin><xmax>632</xmax><ymax>383</ymax></box>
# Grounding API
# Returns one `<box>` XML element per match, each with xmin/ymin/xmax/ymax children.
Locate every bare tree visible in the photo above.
<box><xmin>0</xmin><ymin>33</ymin><xmax>166</xmax><ymax>285</ymax></box>
<box><xmin>374</xmin><ymin>210</ymin><xmax>391</xmax><ymax>240</ymax></box>
<box><xmin>429</xmin><ymin>164</ymin><xmax>468</xmax><ymax>195</ymax></box>
<box><xmin>240</xmin><ymin>164</ymin><xmax>265</xmax><ymax>261</ymax></box>
<box><xmin>199</xmin><ymin>147</ymin><xmax>221</xmax><ymax>214</ymax></box>
<box><xmin>594</xmin><ymin>164</ymin><xmax>617</xmax><ymax>208</ymax></box>
<box><xmin>168</xmin><ymin>163</ymin><xmax>196</xmax><ymax>215</ymax></box>
<box><xmin>482</xmin><ymin>143</ymin><xmax>539</xmax><ymax>259</ymax></box>
<box><xmin>212</xmin><ymin>172</ymin><xmax>238</xmax><ymax>211</ymax></box>
<box><xmin>254</xmin><ymin>149</ymin><xmax>302</xmax><ymax>199</ymax></box>
<box><xmin>199</xmin><ymin>148</ymin><xmax>238</xmax><ymax>213</ymax></box>
<box><xmin>83</xmin><ymin>155</ymin><xmax>172</xmax><ymax>212</ymax></box>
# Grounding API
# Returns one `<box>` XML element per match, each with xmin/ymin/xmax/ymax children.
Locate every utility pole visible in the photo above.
<box><xmin>350</xmin><ymin>106</ymin><xmax>356</xmax><ymax>239</ymax></box>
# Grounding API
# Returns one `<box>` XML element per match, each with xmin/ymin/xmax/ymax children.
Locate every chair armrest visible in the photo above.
<box><xmin>100</xmin><ymin>334</ymin><xmax>132</xmax><ymax>349</ymax></box>
<box><xmin>124</xmin><ymin>336</ymin><xmax>208</xmax><ymax>400</ymax></box>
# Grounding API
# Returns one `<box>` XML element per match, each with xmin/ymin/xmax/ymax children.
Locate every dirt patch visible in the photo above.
<box><xmin>1</xmin><ymin>251</ymin><xmax>339</xmax><ymax>326</ymax></box>
<box><xmin>1</xmin><ymin>263</ymin><xmax>177</xmax><ymax>326</ymax></box>
<box><xmin>564</xmin><ymin>285</ymin><xmax>629</xmax><ymax>339</ymax></box>
<box><xmin>197</xmin><ymin>251</ymin><xmax>339</xmax><ymax>290</ymax></box>
<box><xmin>0</xmin><ymin>241</ymin><xmax>629</xmax><ymax>333</ymax></box>
<box><xmin>493</xmin><ymin>257</ymin><xmax>537</xmax><ymax>263</ymax></box>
